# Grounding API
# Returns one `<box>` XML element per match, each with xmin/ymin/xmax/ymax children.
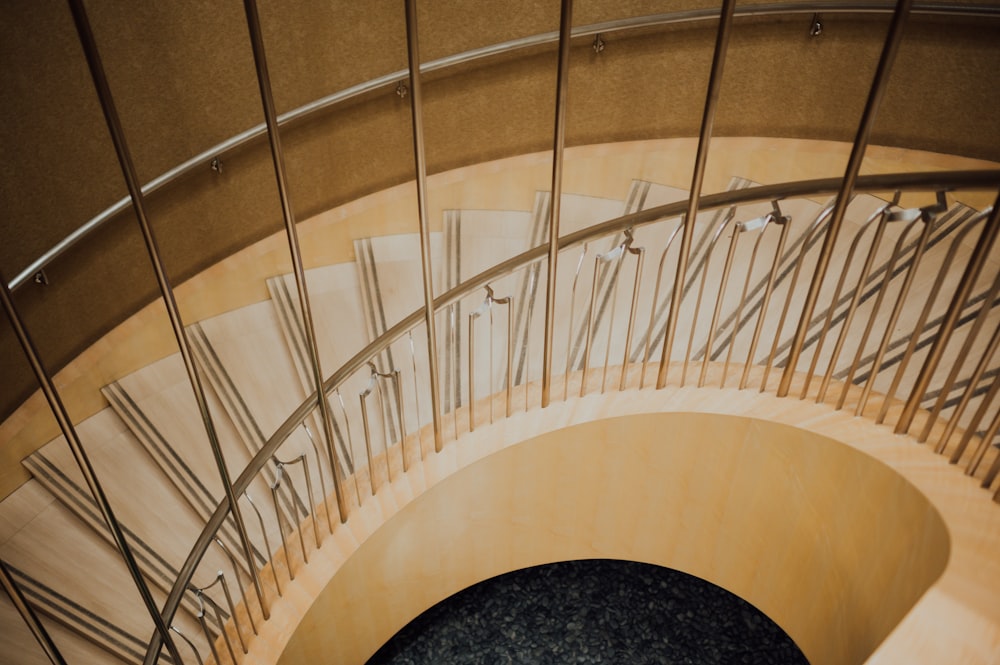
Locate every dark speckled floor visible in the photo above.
<box><xmin>366</xmin><ymin>559</ymin><xmax>809</xmax><ymax>664</ymax></box>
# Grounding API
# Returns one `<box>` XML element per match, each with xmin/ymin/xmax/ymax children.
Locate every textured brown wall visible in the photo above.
<box><xmin>1</xmin><ymin>2</ymin><xmax>999</xmax><ymax>420</ymax></box>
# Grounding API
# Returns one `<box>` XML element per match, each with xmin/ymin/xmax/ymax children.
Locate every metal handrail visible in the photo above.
<box><xmin>11</xmin><ymin>0</ymin><xmax>1000</xmax><ymax>292</ymax></box>
<box><xmin>142</xmin><ymin>166</ymin><xmax>1000</xmax><ymax>665</ymax></box>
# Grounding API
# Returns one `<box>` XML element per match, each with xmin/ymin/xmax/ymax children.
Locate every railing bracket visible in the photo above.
<box><xmin>809</xmin><ymin>13</ymin><xmax>823</xmax><ymax>37</ymax></box>
<box><xmin>593</xmin><ymin>34</ymin><xmax>605</xmax><ymax>53</ymax></box>
<box><xmin>210</xmin><ymin>157</ymin><xmax>223</xmax><ymax>174</ymax></box>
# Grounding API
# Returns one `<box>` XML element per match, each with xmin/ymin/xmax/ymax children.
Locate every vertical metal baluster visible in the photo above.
<box><xmin>723</xmin><ymin>206</ymin><xmax>779</xmax><ymax>388</ymax></box>
<box><xmin>778</xmin><ymin>0</ymin><xmax>915</xmax><ymax>397</ymax></box>
<box><xmin>877</xmin><ymin>212</ymin><xmax>989</xmax><ymax>424</ymax></box>
<box><xmin>0</xmin><ymin>558</ymin><xmax>68</xmax><ymax>665</ymax></box>
<box><xmin>208</xmin><ymin>591</ymin><xmax>238</xmax><ymax>665</ymax></box>
<box><xmin>523</xmin><ymin>270</ymin><xmax>534</xmax><ymax>412</ymax></box>
<box><xmin>403</xmin><ymin>0</ymin><xmax>444</xmax><ymax>450</ymax></box>
<box><xmin>171</xmin><ymin>626</ymin><xmax>205</xmax><ymax>665</ymax></box>
<box><xmin>218</xmin><ymin>574</ymin><xmax>247</xmax><ymax>655</ymax></box>
<box><xmin>360</xmin><ymin>370</ymin><xmax>378</xmax><ymax>495</ymax></box>
<box><xmin>507</xmin><ymin>297</ymin><xmax>515</xmax><ymax>415</ymax></box>
<box><xmin>656</xmin><ymin>0</ymin><xmax>737</xmax><ymax>389</ymax></box>
<box><xmin>195</xmin><ymin>594</ymin><xmax>222</xmax><ymax>665</ymax></box>
<box><xmin>489</xmin><ymin>300</ymin><xmax>495</xmax><ymax>423</ymax></box>
<box><xmin>836</xmin><ymin>217</ymin><xmax>922</xmax><ymax>410</ymax></box>
<box><xmin>581</xmin><ymin>251</ymin><xmax>610</xmax><ymax>396</ymax></box>
<box><xmin>301</xmin><ymin>424</ymin><xmax>333</xmax><ymax>536</ymax></box>
<box><xmin>601</xmin><ymin>251</ymin><xmax>624</xmax><ymax>393</ymax></box>
<box><xmin>72</xmin><ymin>1</ymin><xmax>273</xmax><ymax>649</ymax></box>
<box><xmin>923</xmin><ymin>269</ymin><xmax>1000</xmax><ymax>446</ymax></box>
<box><xmin>641</xmin><ymin>224</ymin><xmax>683</xmax><ymax>389</ymax></box>
<box><xmin>620</xmin><ymin>232</ymin><xmax>645</xmax><ymax>391</ymax></box>
<box><xmin>300</xmin><ymin>454</ymin><xmax>321</xmax><ymax>550</ymax></box>
<box><xmin>484</xmin><ymin>289</ymin><xmax>515</xmax><ymax>418</ymax></box>
<box><xmin>969</xmin><ymin>401</ymin><xmax>1000</xmax><ymax>478</ymax></box>
<box><xmin>856</xmin><ymin>211</ymin><xmax>937</xmax><ymax>416</ymax></box>
<box><xmin>193</xmin><ymin>584</ymin><xmax>236</xmax><ymax>665</ymax></box>
<box><xmin>808</xmin><ymin>204</ymin><xmax>894</xmax><ymax>401</ymax></box>
<box><xmin>565</xmin><ymin>245</ymin><xmax>589</xmax><ymax>399</ymax></box>
<box><xmin>214</xmin><ymin>538</ymin><xmax>257</xmax><ymax>636</ymax></box>
<box><xmin>407</xmin><ymin>331</ymin><xmax>422</xmax><ymax>457</ymax></box>
<box><xmin>269</xmin><ymin>465</ymin><xmax>295</xmax><ymax>582</ymax></box>
<box><xmin>334</xmin><ymin>389</ymin><xmax>363</xmax><ymax>507</ymax></box>
<box><xmin>739</xmin><ymin>213</ymin><xmax>790</xmax><ymax>390</ymax></box>
<box><xmin>700</xmin><ymin>220</ymin><xmax>744</xmax><ymax>387</ymax></box>
<box><xmin>469</xmin><ymin>295</ymin><xmax>490</xmax><ymax>431</ymax></box>
<box><xmin>244</xmin><ymin>493</ymin><xmax>281</xmax><ymax>597</ymax></box>
<box><xmin>962</xmin><ymin>389</ymin><xmax>998</xmax><ymax>475</ymax></box>
<box><xmin>542</xmin><ymin>0</ymin><xmax>574</xmax><ymax>407</ymax></box>
<box><xmin>242</xmin><ymin>0</ymin><xmax>346</xmax><ymax>524</ymax></box>
<box><xmin>281</xmin><ymin>459</ymin><xmax>311</xmax><ymax>563</ymax></box>
<box><xmin>469</xmin><ymin>307</ymin><xmax>478</xmax><ymax>433</ymax></box>
<box><xmin>897</xmin><ymin>198</ymin><xmax>1000</xmax><ymax>434</ymax></box>
<box><xmin>391</xmin><ymin>370</ymin><xmax>408</xmax><ymax>471</ymax></box>
<box><xmin>376</xmin><ymin>379</ymin><xmax>393</xmax><ymax>484</ymax></box>
<box><xmin>684</xmin><ymin>214</ymin><xmax>735</xmax><ymax>386</ymax></box>
<box><xmin>451</xmin><ymin>305</ymin><xmax>460</xmax><ymax>439</ymax></box>
<box><xmin>945</xmin><ymin>324</ymin><xmax>1000</xmax><ymax>462</ymax></box>
<box><xmin>760</xmin><ymin>205</ymin><xmax>834</xmax><ymax>392</ymax></box>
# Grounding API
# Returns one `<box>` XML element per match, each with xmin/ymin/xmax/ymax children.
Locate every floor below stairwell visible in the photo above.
<box><xmin>366</xmin><ymin>559</ymin><xmax>809</xmax><ymax>665</ymax></box>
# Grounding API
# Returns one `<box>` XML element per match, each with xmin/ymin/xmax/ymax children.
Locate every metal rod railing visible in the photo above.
<box><xmin>806</xmin><ymin>201</ymin><xmax>896</xmax><ymax>399</ymax></box>
<box><xmin>924</xmin><ymin>268</ymin><xmax>1000</xmax><ymax>446</ymax></box>
<box><xmin>66</xmin><ymin>0</ymin><xmax>269</xmax><ymax>639</ymax></box>
<box><xmin>404</xmin><ymin>0</ymin><xmax>444</xmax><ymax>452</ymax></box>
<box><xmin>777</xmin><ymin>0</ymin><xmax>913</xmax><ymax>396</ymax></box>
<box><xmin>13</xmin><ymin>3</ymin><xmax>1000</xmax><ymax>295</ymax></box>
<box><xmin>142</xmin><ymin>168</ymin><xmax>1000</xmax><ymax>665</ymax></box>
<box><xmin>875</xmin><ymin>209</ymin><xmax>990</xmax><ymax>423</ymax></box>
<box><xmin>656</xmin><ymin>0</ymin><xmax>736</xmax><ymax>389</ymax></box>
<box><xmin>0</xmin><ymin>558</ymin><xmax>67</xmax><ymax>665</ymax></box>
<box><xmin>853</xmin><ymin>210</ymin><xmax>936</xmax><ymax>416</ymax></box>
<box><xmin>242</xmin><ymin>0</ymin><xmax>347</xmax><ymax>526</ymax></box>
<box><xmin>0</xmin><ymin>267</ymin><xmax>183</xmax><ymax>663</ymax></box>
<box><xmin>836</xmin><ymin>212</ymin><xmax>924</xmax><ymax>409</ymax></box>
<box><xmin>542</xmin><ymin>0</ymin><xmax>574</xmax><ymax>408</ymax></box>
<box><xmin>619</xmin><ymin>231</ymin><xmax>645</xmax><ymax>391</ymax></box>
<box><xmin>896</xmin><ymin>195</ymin><xmax>1000</xmax><ymax>434</ymax></box>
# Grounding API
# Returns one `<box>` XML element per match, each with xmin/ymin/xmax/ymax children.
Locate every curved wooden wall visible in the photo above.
<box><xmin>223</xmin><ymin>388</ymin><xmax>1000</xmax><ymax>665</ymax></box>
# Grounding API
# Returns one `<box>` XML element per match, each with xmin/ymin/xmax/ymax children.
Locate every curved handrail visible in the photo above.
<box><xmin>13</xmin><ymin>1</ymin><xmax>1000</xmax><ymax>292</ymax></box>
<box><xmin>143</xmin><ymin>167</ymin><xmax>1000</xmax><ymax>664</ymax></box>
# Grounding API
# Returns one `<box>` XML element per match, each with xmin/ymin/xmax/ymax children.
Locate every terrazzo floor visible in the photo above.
<box><xmin>366</xmin><ymin>559</ymin><xmax>809</xmax><ymax>664</ymax></box>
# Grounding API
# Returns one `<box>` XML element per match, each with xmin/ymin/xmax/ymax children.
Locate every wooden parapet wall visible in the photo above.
<box><xmin>238</xmin><ymin>388</ymin><xmax>1000</xmax><ymax>665</ymax></box>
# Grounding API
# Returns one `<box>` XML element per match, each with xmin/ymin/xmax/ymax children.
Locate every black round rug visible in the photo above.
<box><xmin>366</xmin><ymin>559</ymin><xmax>809</xmax><ymax>664</ymax></box>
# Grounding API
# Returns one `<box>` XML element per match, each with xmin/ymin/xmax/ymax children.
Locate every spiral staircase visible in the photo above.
<box><xmin>3</xmin><ymin>158</ymin><xmax>1000</xmax><ymax>664</ymax></box>
<box><xmin>3</xmin><ymin>2</ymin><xmax>1000</xmax><ymax>665</ymax></box>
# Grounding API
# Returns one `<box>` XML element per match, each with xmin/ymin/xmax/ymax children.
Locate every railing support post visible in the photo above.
<box><xmin>776</xmin><ymin>0</ymin><xmax>913</xmax><ymax>396</ymax></box>
<box><xmin>404</xmin><ymin>0</ymin><xmax>444</xmax><ymax>450</ymax></box>
<box><xmin>656</xmin><ymin>0</ymin><xmax>736</xmax><ymax>389</ymax></box>
<box><xmin>895</xmin><ymin>194</ymin><xmax>1000</xmax><ymax>434</ymax></box>
<box><xmin>64</xmin><ymin>4</ymin><xmax>270</xmax><ymax>659</ymax></box>
<box><xmin>541</xmin><ymin>0</ymin><xmax>574</xmax><ymax>407</ymax></box>
<box><xmin>0</xmin><ymin>559</ymin><xmax>68</xmax><ymax>665</ymax></box>
<box><xmin>242</xmin><ymin>0</ymin><xmax>348</xmax><ymax>524</ymax></box>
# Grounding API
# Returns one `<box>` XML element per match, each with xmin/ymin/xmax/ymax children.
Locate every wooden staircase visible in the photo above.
<box><xmin>2</xmin><ymin>175</ymin><xmax>999</xmax><ymax>665</ymax></box>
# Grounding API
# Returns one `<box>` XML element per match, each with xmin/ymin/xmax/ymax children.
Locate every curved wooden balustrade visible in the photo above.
<box><xmin>123</xmin><ymin>170</ymin><xmax>1000</xmax><ymax>665</ymax></box>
